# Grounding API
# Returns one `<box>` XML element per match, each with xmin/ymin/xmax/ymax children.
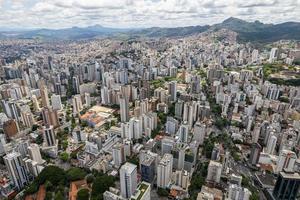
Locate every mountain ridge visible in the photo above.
<box><xmin>1</xmin><ymin>18</ymin><xmax>300</xmax><ymax>43</ymax></box>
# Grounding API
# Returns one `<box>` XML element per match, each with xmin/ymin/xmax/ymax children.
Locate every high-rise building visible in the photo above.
<box><xmin>51</xmin><ymin>94</ymin><xmax>62</xmax><ymax>110</ymax></box>
<box><xmin>85</xmin><ymin>93</ymin><xmax>91</xmax><ymax>107</ymax></box>
<box><xmin>168</xmin><ymin>81</ymin><xmax>177</xmax><ymax>102</ymax></box>
<box><xmin>175</xmin><ymin>100</ymin><xmax>184</xmax><ymax>119</ymax></box>
<box><xmin>14</xmin><ymin>138</ymin><xmax>29</xmax><ymax>158</ymax></box>
<box><xmin>273</xmin><ymin>171</ymin><xmax>300</xmax><ymax>200</ymax></box>
<box><xmin>161</xmin><ymin>137</ymin><xmax>175</xmax><ymax>155</ymax></box>
<box><xmin>227</xmin><ymin>184</ymin><xmax>252</xmax><ymax>200</ymax></box>
<box><xmin>211</xmin><ymin>143</ymin><xmax>221</xmax><ymax>161</ymax></box>
<box><xmin>21</xmin><ymin>111</ymin><xmax>35</xmax><ymax>128</ymax></box>
<box><xmin>193</xmin><ymin>121</ymin><xmax>206</xmax><ymax>145</ymax></box>
<box><xmin>165</xmin><ymin>117</ymin><xmax>178</xmax><ymax>136</ymax></box>
<box><xmin>43</xmin><ymin>125</ymin><xmax>56</xmax><ymax>147</ymax></box>
<box><xmin>0</xmin><ymin>134</ymin><xmax>6</xmax><ymax>155</ymax></box>
<box><xmin>130</xmin><ymin>182</ymin><xmax>151</xmax><ymax>200</ymax></box>
<box><xmin>140</xmin><ymin>153</ymin><xmax>156</xmax><ymax>183</ymax></box>
<box><xmin>157</xmin><ymin>153</ymin><xmax>173</xmax><ymax>188</ymax></box>
<box><xmin>249</xmin><ymin>143</ymin><xmax>262</xmax><ymax>166</ymax></box>
<box><xmin>142</xmin><ymin>112</ymin><xmax>157</xmax><ymax>136</ymax></box>
<box><xmin>120</xmin><ymin>162</ymin><xmax>137</xmax><ymax>199</ymax></box>
<box><xmin>72</xmin><ymin>95</ymin><xmax>83</xmax><ymax>114</ymax></box>
<box><xmin>28</xmin><ymin>143</ymin><xmax>43</xmax><ymax>164</ymax></box>
<box><xmin>54</xmin><ymin>82</ymin><xmax>62</xmax><ymax>95</ymax></box>
<box><xmin>251</xmin><ymin>49</ymin><xmax>259</xmax><ymax>63</ymax></box>
<box><xmin>41</xmin><ymin>107</ymin><xmax>59</xmax><ymax>128</ymax></box>
<box><xmin>173</xmin><ymin>170</ymin><xmax>190</xmax><ymax>190</ymax></box>
<box><xmin>266</xmin><ymin>135</ymin><xmax>277</xmax><ymax>155</ymax></box>
<box><xmin>4</xmin><ymin>152</ymin><xmax>30</xmax><ymax>190</ymax></box>
<box><xmin>178</xmin><ymin>123</ymin><xmax>189</xmax><ymax>143</ymax></box>
<box><xmin>31</xmin><ymin>95</ymin><xmax>40</xmax><ymax>111</ymax></box>
<box><xmin>40</xmin><ymin>85</ymin><xmax>50</xmax><ymax>108</ymax></box>
<box><xmin>112</xmin><ymin>142</ymin><xmax>126</xmax><ymax>168</ymax></box>
<box><xmin>206</xmin><ymin>160</ymin><xmax>222</xmax><ymax>183</ymax></box>
<box><xmin>129</xmin><ymin>117</ymin><xmax>142</xmax><ymax>139</ymax></box>
<box><xmin>229</xmin><ymin>174</ymin><xmax>243</xmax><ymax>186</ymax></box>
<box><xmin>154</xmin><ymin>87</ymin><xmax>168</xmax><ymax>103</ymax></box>
<box><xmin>3</xmin><ymin>119</ymin><xmax>19</xmax><ymax>138</ymax></box>
<box><xmin>1</xmin><ymin>100</ymin><xmax>20</xmax><ymax>121</ymax></box>
<box><xmin>72</xmin><ymin>76</ymin><xmax>80</xmax><ymax>94</ymax></box>
<box><xmin>276</xmin><ymin>149</ymin><xmax>297</xmax><ymax>173</ymax></box>
<box><xmin>269</xmin><ymin>48</ymin><xmax>278</xmax><ymax>63</ymax></box>
<box><xmin>72</xmin><ymin>127</ymin><xmax>86</xmax><ymax>143</ymax></box>
<box><xmin>120</xmin><ymin>95</ymin><xmax>129</xmax><ymax>122</ymax></box>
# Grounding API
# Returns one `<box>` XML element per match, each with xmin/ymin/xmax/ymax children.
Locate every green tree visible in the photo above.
<box><xmin>32</xmin><ymin>124</ymin><xmax>39</xmax><ymax>131</ymax></box>
<box><xmin>45</xmin><ymin>180</ymin><xmax>54</xmax><ymax>191</ymax></box>
<box><xmin>66</xmin><ymin>168</ymin><xmax>87</xmax><ymax>182</ymax></box>
<box><xmin>86</xmin><ymin>175</ymin><xmax>95</xmax><ymax>184</ymax></box>
<box><xmin>157</xmin><ymin>188</ymin><xmax>169</xmax><ymax>197</ymax></box>
<box><xmin>60</xmin><ymin>152</ymin><xmax>69</xmax><ymax>162</ymax></box>
<box><xmin>62</xmin><ymin>140</ymin><xmax>68</xmax><ymax>150</ymax></box>
<box><xmin>250</xmin><ymin>192</ymin><xmax>259</xmax><ymax>200</ymax></box>
<box><xmin>35</xmin><ymin>166</ymin><xmax>67</xmax><ymax>186</ymax></box>
<box><xmin>77</xmin><ymin>188</ymin><xmax>90</xmax><ymax>200</ymax></box>
<box><xmin>214</xmin><ymin>117</ymin><xmax>229</xmax><ymax>130</ymax></box>
<box><xmin>36</xmin><ymin>134</ymin><xmax>44</xmax><ymax>145</ymax></box>
<box><xmin>158</xmin><ymin>112</ymin><xmax>167</xmax><ymax>124</ymax></box>
<box><xmin>25</xmin><ymin>183</ymin><xmax>39</xmax><ymax>195</ymax></box>
<box><xmin>45</xmin><ymin>192</ymin><xmax>53</xmax><ymax>200</ymax></box>
<box><xmin>54</xmin><ymin>191</ymin><xmax>64</xmax><ymax>200</ymax></box>
<box><xmin>81</xmin><ymin>120</ymin><xmax>88</xmax><ymax>127</ymax></box>
<box><xmin>91</xmin><ymin>175</ymin><xmax>115</xmax><ymax>199</ymax></box>
<box><xmin>70</xmin><ymin>151</ymin><xmax>78</xmax><ymax>159</ymax></box>
<box><xmin>126</xmin><ymin>155</ymin><xmax>139</xmax><ymax>166</ymax></box>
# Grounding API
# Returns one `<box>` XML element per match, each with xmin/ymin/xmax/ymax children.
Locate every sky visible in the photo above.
<box><xmin>0</xmin><ymin>0</ymin><xmax>300</xmax><ymax>29</ymax></box>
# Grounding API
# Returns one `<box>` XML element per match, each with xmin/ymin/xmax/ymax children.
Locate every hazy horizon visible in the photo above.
<box><xmin>1</xmin><ymin>17</ymin><xmax>300</xmax><ymax>32</ymax></box>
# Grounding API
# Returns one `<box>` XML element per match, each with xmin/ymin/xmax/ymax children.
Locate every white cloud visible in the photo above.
<box><xmin>0</xmin><ymin>0</ymin><xmax>299</xmax><ymax>29</ymax></box>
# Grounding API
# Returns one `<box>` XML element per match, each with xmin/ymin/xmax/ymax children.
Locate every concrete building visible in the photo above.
<box><xmin>113</xmin><ymin>142</ymin><xmax>126</xmax><ymax>168</ymax></box>
<box><xmin>130</xmin><ymin>182</ymin><xmax>151</xmax><ymax>200</ymax></box>
<box><xmin>28</xmin><ymin>143</ymin><xmax>44</xmax><ymax>164</ymax></box>
<box><xmin>72</xmin><ymin>127</ymin><xmax>87</xmax><ymax>143</ymax></box>
<box><xmin>140</xmin><ymin>152</ymin><xmax>156</xmax><ymax>184</ymax></box>
<box><xmin>120</xmin><ymin>162</ymin><xmax>138</xmax><ymax>199</ymax></box>
<box><xmin>276</xmin><ymin>149</ymin><xmax>297</xmax><ymax>173</ymax></box>
<box><xmin>157</xmin><ymin>153</ymin><xmax>173</xmax><ymax>188</ymax></box>
<box><xmin>266</xmin><ymin>135</ymin><xmax>277</xmax><ymax>155</ymax></box>
<box><xmin>273</xmin><ymin>171</ymin><xmax>300</xmax><ymax>200</ymax></box>
<box><xmin>249</xmin><ymin>143</ymin><xmax>262</xmax><ymax>166</ymax></box>
<box><xmin>4</xmin><ymin>152</ymin><xmax>30</xmax><ymax>190</ymax></box>
<box><xmin>51</xmin><ymin>94</ymin><xmax>62</xmax><ymax>110</ymax></box>
<box><xmin>168</xmin><ymin>81</ymin><xmax>177</xmax><ymax>102</ymax></box>
<box><xmin>72</xmin><ymin>94</ymin><xmax>83</xmax><ymax>114</ymax></box>
<box><xmin>227</xmin><ymin>184</ymin><xmax>251</xmax><ymax>200</ymax></box>
<box><xmin>43</xmin><ymin>125</ymin><xmax>56</xmax><ymax>147</ymax></box>
<box><xmin>40</xmin><ymin>85</ymin><xmax>50</xmax><ymax>108</ymax></box>
<box><xmin>206</xmin><ymin>160</ymin><xmax>222</xmax><ymax>183</ymax></box>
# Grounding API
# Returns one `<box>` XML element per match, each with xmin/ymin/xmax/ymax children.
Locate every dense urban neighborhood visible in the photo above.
<box><xmin>1</xmin><ymin>18</ymin><xmax>300</xmax><ymax>200</ymax></box>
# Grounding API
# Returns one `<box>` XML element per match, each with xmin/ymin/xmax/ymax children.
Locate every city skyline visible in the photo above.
<box><xmin>0</xmin><ymin>0</ymin><xmax>300</xmax><ymax>29</ymax></box>
<box><xmin>1</xmin><ymin>1</ymin><xmax>300</xmax><ymax>200</ymax></box>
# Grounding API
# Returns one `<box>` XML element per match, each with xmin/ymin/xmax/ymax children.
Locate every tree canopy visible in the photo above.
<box><xmin>77</xmin><ymin>188</ymin><xmax>90</xmax><ymax>200</ymax></box>
<box><xmin>66</xmin><ymin>167</ymin><xmax>87</xmax><ymax>182</ymax></box>
<box><xmin>91</xmin><ymin>175</ymin><xmax>115</xmax><ymax>200</ymax></box>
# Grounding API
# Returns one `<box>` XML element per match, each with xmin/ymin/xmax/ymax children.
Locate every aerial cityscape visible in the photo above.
<box><xmin>1</xmin><ymin>1</ymin><xmax>300</xmax><ymax>200</ymax></box>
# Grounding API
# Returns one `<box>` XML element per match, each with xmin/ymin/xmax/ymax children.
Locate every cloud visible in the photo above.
<box><xmin>0</xmin><ymin>0</ymin><xmax>299</xmax><ymax>29</ymax></box>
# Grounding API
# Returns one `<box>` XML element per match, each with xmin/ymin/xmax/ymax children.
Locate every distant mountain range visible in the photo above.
<box><xmin>1</xmin><ymin>17</ymin><xmax>300</xmax><ymax>43</ymax></box>
<box><xmin>213</xmin><ymin>17</ymin><xmax>300</xmax><ymax>42</ymax></box>
<box><xmin>0</xmin><ymin>25</ymin><xmax>131</xmax><ymax>40</ymax></box>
